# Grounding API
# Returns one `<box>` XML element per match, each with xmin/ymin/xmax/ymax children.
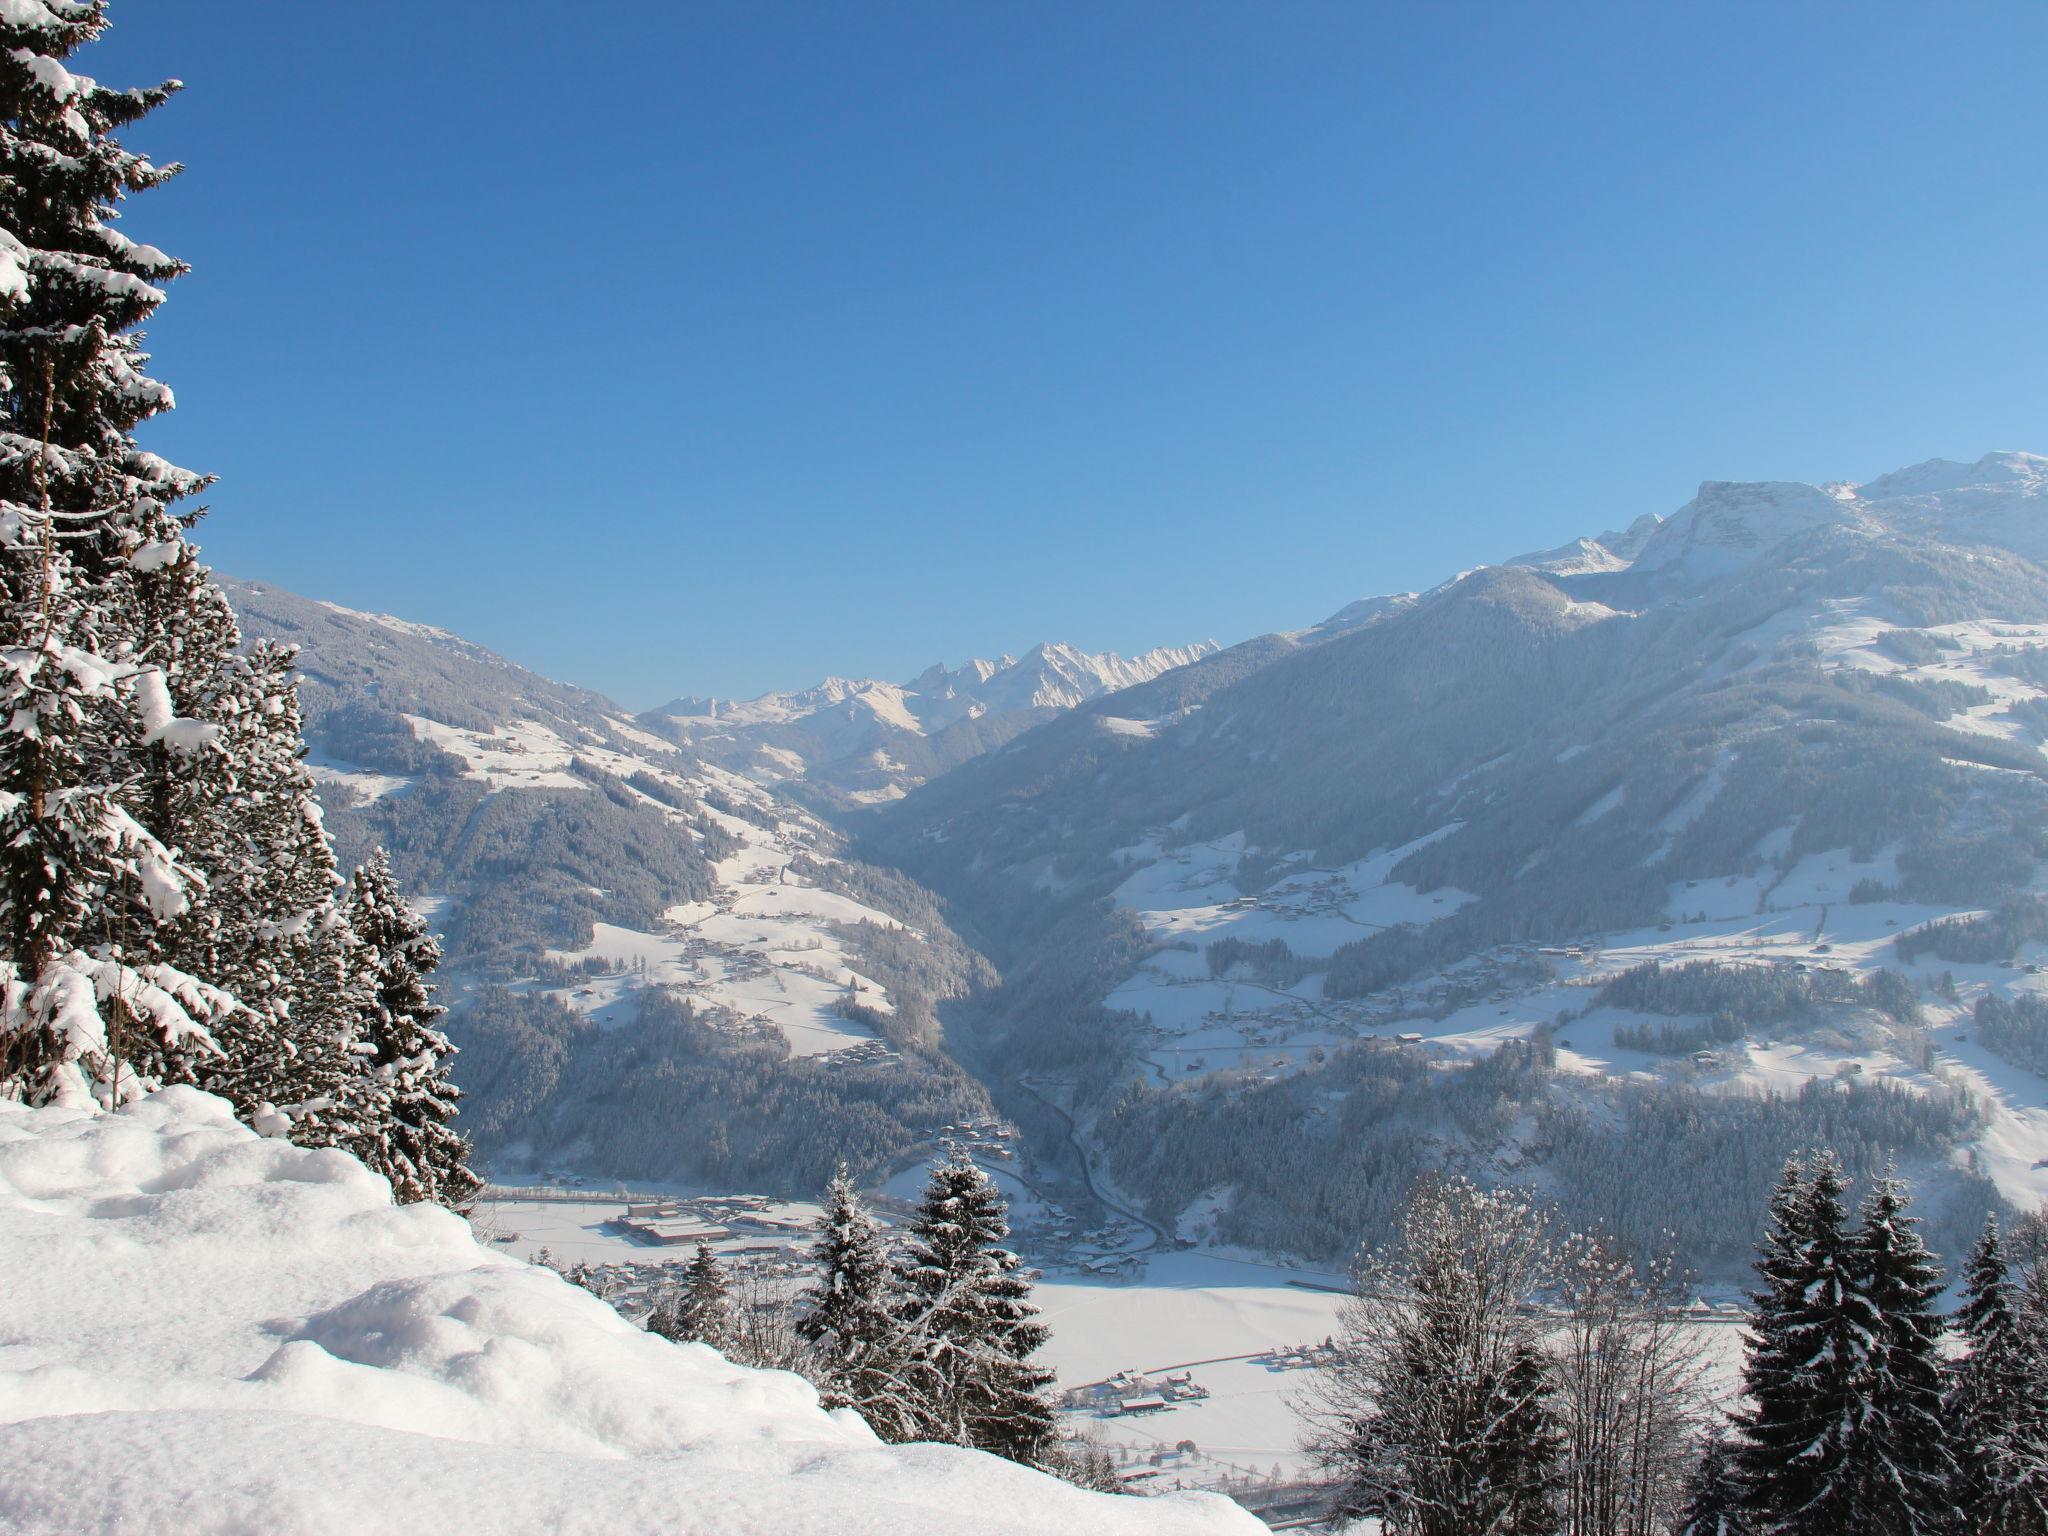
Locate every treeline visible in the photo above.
<box><xmin>1896</xmin><ymin>898</ymin><xmax>2048</xmax><ymax>965</ymax></box>
<box><xmin>1537</xmin><ymin>1077</ymin><xmax>1992</xmax><ymax>1271</ymax></box>
<box><xmin>1205</xmin><ymin>935</ymin><xmax>1319</xmax><ymax>987</ymax></box>
<box><xmin>1088</xmin><ymin>1031</ymin><xmax>1991</xmax><ymax>1271</ymax></box>
<box><xmin>1303</xmin><ymin>1159</ymin><xmax>2048</xmax><ymax>1536</ymax></box>
<box><xmin>447</xmin><ymin>984</ymin><xmax>992</xmax><ymax>1193</ymax></box>
<box><xmin>1596</xmin><ymin>958</ymin><xmax>1921</xmax><ymax>1028</ymax></box>
<box><xmin>1613</xmin><ymin>1015</ymin><xmax>1747</xmax><ymax>1056</ymax></box>
<box><xmin>1976</xmin><ymin>992</ymin><xmax>2048</xmax><ymax>1078</ymax></box>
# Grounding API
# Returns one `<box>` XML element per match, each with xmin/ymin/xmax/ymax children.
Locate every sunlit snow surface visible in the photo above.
<box><xmin>390</xmin><ymin>709</ymin><xmax>905</xmax><ymax>1057</ymax></box>
<box><xmin>0</xmin><ymin>1089</ymin><xmax>1261</xmax><ymax>1536</ymax></box>
<box><xmin>1107</xmin><ymin>826</ymin><xmax>1476</xmax><ymax>1081</ymax></box>
<box><xmin>1097</xmin><ymin>602</ymin><xmax>2048</xmax><ymax>1207</ymax></box>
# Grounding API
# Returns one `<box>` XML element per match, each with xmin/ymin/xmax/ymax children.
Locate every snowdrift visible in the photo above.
<box><xmin>0</xmin><ymin>1088</ymin><xmax>1260</xmax><ymax>1535</ymax></box>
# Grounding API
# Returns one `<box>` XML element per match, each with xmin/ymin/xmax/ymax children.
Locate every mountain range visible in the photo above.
<box><xmin>225</xmin><ymin>448</ymin><xmax>2048</xmax><ymax>1276</ymax></box>
<box><xmin>647</xmin><ymin>640</ymin><xmax>1218</xmax><ymax>808</ymax></box>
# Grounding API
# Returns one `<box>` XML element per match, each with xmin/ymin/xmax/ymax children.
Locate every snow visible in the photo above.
<box><xmin>656</xmin><ymin>640</ymin><xmax>1218</xmax><ymax>789</ymax></box>
<box><xmin>306</xmin><ymin>756</ymin><xmax>414</xmax><ymax>803</ymax></box>
<box><xmin>1045</xmin><ymin>1256</ymin><xmax>1350</xmax><ymax>1486</ymax></box>
<box><xmin>404</xmin><ymin>713</ymin><xmax>590</xmax><ymax>791</ymax></box>
<box><xmin>131</xmin><ymin>665</ymin><xmax>220</xmax><ymax>752</ymax></box>
<box><xmin>0</xmin><ymin>1089</ymin><xmax>1260</xmax><ymax>1535</ymax></box>
<box><xmin>1574</xmin><ymin>783</ymin><xmax>1625</xmax><ymax>827</ymax></box>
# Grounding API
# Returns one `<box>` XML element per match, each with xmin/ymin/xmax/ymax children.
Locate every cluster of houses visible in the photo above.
<box><xmin>1250</xmin><ymin>1340</ymin><xmax>1343</xmax><ymax>1373</ymax></box>
<box><xmin>611</xmin><ymin>1195</ymin><xmax>816</xmax><ymax>1251</ymax></box>
<box><xmin>930</xmin><ymin>1116</ymin><xmax>1019</xmax><ymax>1156</ymax></box>
<box><xmin>816</xmin><ymin>1037</ymin><xmax>900</xmax><ymax>1069</ymax></box>
<box><xmin>1061</xmin><ymin>1368</ymin><xmax>1213</xmax><ymax>1419</ymax></box>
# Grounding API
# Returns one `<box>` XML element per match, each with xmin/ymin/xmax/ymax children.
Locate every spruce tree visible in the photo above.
<box><xmin>1948</xmin><ymin>1217</ymin><xmax>2048</xmax><ymax>1535</ymax></box>
<box><xmin>651</xmin><ymin>1245</ymin><xmax>735</xmax><ymax>1350</ymax></box>
<box><xmin>0</xmin><ymin>4</ymin><xmax>439</xmax><ymax>1151</ymax></box>
<box><xmin>800</xmin><ymin>1165</ymin><xmax>914</xmax><ymax>1436</ymax></box>
<box><xmin>1731</xmin><ymin>1157</ymin><xmax>1815</xmax><ymax>1518</ymax></box>
<box><xmin>343</xmin><ymin>849</ymin><xmax>477</xmax><ymax>1209</ymax></box>
<box><xmin>897</xmin><ymin>1146</ymin><xmax>1058</xmax><ymax>1466</ymax></box>
<box><xmin>1677</xmin><ymin>1433</ymin><xmax>1751</xmax><ymax>1536</ymax></box>
<box><xmin>1848</xmin><ymin>1171</ymin><xmax>1951</xmax><ymax>1536</ymax></box>
<box><xmin>1733</xmin><ymin>1153</ymin><xmax>1872</xmax><ymax>1535</ymax></box>
<box><xmin>0</xmin><ymin>3</ymin><xmax>237</xmax><ymax>1107</ymax></box>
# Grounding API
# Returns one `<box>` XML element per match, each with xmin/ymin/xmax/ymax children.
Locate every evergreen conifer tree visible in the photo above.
<box><xmin>1677</xmin><ymin>1433</ymin><xmax>1751</xmax><ymax>1536</ymax></box>
<box><xmin>1847</xmin><ymin>1170</ymin><xmax>1951</xmax><ymax>1536</ymax></box>
<box><xmin>0</xmin><ymin>3</ymin><xmax>238</xmax><ymax>1106</ymax></box>
<box><xmin>1730</xmin><ymin>1158</ymin><xmax>1814</xmax><ymax>1518</ymax></box>
<box><xmin>897</xmin><ymin>1146</ymin><xmax>1058</xmax><ymax>1467</ymax></box>
<box><xmin>801</xmin><ymin>1165</ymin><xmax>913</xmax><ymax>1436</ymax></box>
<box><xmin>1732</xmin><ymin>1153</ymin><xmax>1872</xmax><ymax>1535</ymax></box>
<box><xmin>343</xmin><ymin>849</ymin><xmax>477</xmax><ymax>1208</ymax></box>
<box><xmin>1948</xmin><ymin>1216</ymin><xmax>2048</xmax><ymax>1535</ymax></box>
<box><xmin>1484</xmin><ymin>1343</ymin><xmax>1565</xmax><ymax>1535</ymax></box>
<box><xmin>651</xmin><ymin>1246</ymin><xmax>735</xmax><ymax>1350</ymax></box>
<box><xmin>0</xmin><ymin>5</ymin><xmax>449</xmax><ymax>1155</ymax></box>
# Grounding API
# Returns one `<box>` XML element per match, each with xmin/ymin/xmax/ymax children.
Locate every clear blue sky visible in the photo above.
<box><xmin>92</xmin><ymin>2</ymin><xmax>2048</xmax><ymax>707</ymax></box>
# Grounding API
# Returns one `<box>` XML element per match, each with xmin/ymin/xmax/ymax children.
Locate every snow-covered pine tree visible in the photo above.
<box><xmin>1676</xmin><ymin>1433</ymin><xmax>1750</xmax><ymax>1536</ymax></box>
<box><xmin>343</xmin><ymin>849</ymin><xmax>477</xmax><ymax>1208</ymax></box>
<box><xmin>1301</xmin><ymin>1175</ymin><xmax>1561</xmax><ymax>1536</ymax></box>
<box><xmin>1947</xmin><ymin>1217</ymin><xmax>2048</xmax><ymax>1535</ymax></box>
<box><xmin>800</xmin><ymin>1164</ymin><xmax>915</xmax><ymax>1437</ymax></box>
<box><xmin>896</xmin><ymin>1146</ymin><xmax>1058</xmax><ymax>1467</ymax></box>
<box><xmin>1732</xmin><ymin>1153</ymin><xmax>1873</xmax><ymax>1535</ymax></box>
<box><xmin>1847</xmin><ymin>1170</ymin><xmax>1951</xmax><ymax>1536</ymax></box>
<box><xmin>0</xmin><ymin>3</ymin><xmax>239</xmax><ymax>1107</ymax></box>
<box><xmin>650</xmin><ymin>1245</ymin><xmax>735</xmax><ymax>1349</ymax></box>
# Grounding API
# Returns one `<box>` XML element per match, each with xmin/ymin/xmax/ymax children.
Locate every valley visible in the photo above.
<box><xmin>226</xmin><ymin>451</ymin><xmax>2048</xmax><ymax>1507</ymax></box>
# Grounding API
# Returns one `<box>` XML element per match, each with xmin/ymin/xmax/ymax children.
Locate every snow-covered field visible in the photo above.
<box><xmin>0</xmin><ymin>1090</ymin><xmax>1261</xmax><ymax>1535</ymax></box>
<box><xmin>1033</xmin><ymin>1254</ymin><xmax>1751</xmax><ymax>1487</ymax></box>
<box><xmin>1036</xmin><ymin>1253</ymin><xmax>1350</xmax><ymax>1481</ymax></box>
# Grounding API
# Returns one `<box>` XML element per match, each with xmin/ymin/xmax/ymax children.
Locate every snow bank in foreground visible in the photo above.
<box><xmin>0</xmin><ymin>1089</ymin><xmax>1258</xmax><ymax>1536</ymax></box>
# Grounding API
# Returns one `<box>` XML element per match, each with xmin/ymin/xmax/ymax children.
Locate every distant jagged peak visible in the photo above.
<box><xmin>1498</xmin><ymin>450</ymin><xmax>2046</xmax><ymax>590</ymax></box>
<box><xmin>655</xmin><ymin>637</ymin><xmax>1219</xmax><ymax>745</ymax></box>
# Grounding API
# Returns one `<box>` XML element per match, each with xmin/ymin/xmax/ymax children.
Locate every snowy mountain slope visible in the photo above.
<box><xmin>221</xmin><ymin>580</ymin><xmax>1000</xmax><ymax>1193</ymax></box>
<box><xmin>870</xmin><ymin>453</ymin><xmax>2048</xmax><ymax>1271</ymax></box>
<box><xmin>1627</xmin><ymin>478</ymin><xmax>1871</xmax><ymax>580</ymax></box>
<box><xmin>1851</xmin><ymin>450</ymin><xmax>2048</xmax><ymax>562</ymax></box>
<box><xmin>647</xmin><ymin>640</ymin><xmax>1219</xmax><ymax>808</ymax></box>
<box><xmin>0</xmin><ymin>1089</ymin><xmax>1257</xmax><ymax>1536</ymax></box>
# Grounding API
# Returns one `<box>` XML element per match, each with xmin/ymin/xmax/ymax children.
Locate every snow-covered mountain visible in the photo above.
<box><xmin>1512</xmin><ymin>449</ymin><xmax>2048</xmax><ymax>586</ymax></box>
<box><xmin>872</xmin><ymin>450</ymin><xmax>2048</xmax><ymax>1273</ymax></box>
<box><xmin>219</xmin><ymin>578</ymin><xmax>1001</xmax><ymax>1195</ymax></box>
<box><xmin>0</xmin><ymin>1088</ymin><xmax>1256</xmax><ymax>1536</ymax></box>
<box><xmin>1505</xmin><ymin>512</ymin><xmax>1664</xmax><ymax>576</ymax></box>
<box><xmin>224</xmin><ymin>450</ymin><xmax>2048</xmax><ymax>1279</ymax></box>
<box><xmin>648</xmin><ymin>640</ymin><xmax>1218</xmax><ymax>807</ymax></box>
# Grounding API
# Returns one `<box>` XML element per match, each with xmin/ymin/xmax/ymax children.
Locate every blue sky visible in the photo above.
<box><xmin>93</xmin><ymin>3</ymin><xmax>2048</xmax><ymax>706</ymax></box>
